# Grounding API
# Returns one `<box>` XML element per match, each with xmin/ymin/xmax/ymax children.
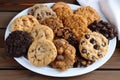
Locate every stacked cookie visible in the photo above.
<box><xmin>5</xmin><ymin>2</ymin><xmax>117</xmax><ymax>71</ymax></box>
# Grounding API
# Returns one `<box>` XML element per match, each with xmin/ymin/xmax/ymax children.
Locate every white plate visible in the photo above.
<box><xmin>5</xmin><ymin>3</ymin><xmax>117</xmax><ymax>77</ymax></box>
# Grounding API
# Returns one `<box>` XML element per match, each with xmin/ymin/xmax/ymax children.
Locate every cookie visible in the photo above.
<box><xmin>28</xmin><ymin>4</ymin><xmax>57</xmax><ymax>23</ymax></box>
<box><xmin>88</xmin><ymin>20</ymin><xmax>117</xmax><ymax>40</ymax></box>
<box><xmin>30</xmin><ymin>25</ymin><xmax>54</xmax><ymax>41</ymax></box>
<box><xmin>28</xmin><ymin>39</ymin><xmax>57</xmax><ymax>66</ymax></box>
<box><xmin>50</xmin><ymin>39</ymin><xmax>76</xmax><ymax>71</ymax></box>
<box><xmin>52</xmin><ymin>2</ymin><xmax>71</xmax><ymax>11</ymax></box>
<box><xmin>41</xmin><ymin>16</ymin><xmax>64</xmax><ymax>31</ymax></box>
<box><xmin>28</xmin><ymin>4</ymin><xmax>47</xmax><ymax>15</ymax></box>
<box><xmin>75</xmin><ymin>6</ymin><xmax>100</xmax><ymax>25</ymax></box>
<box><xmin>5</xmin><ymin>31</ymin><xmax>33</xmax><ymax>57</ymax></box>
<box><xmin>54</xmin><ymin>27</ymin><xmax>78</xmax><ymax>48</ymax></box>
<box><xmin>53</xmin><ymin>6</ymin><xmax>73</xmax><ymax>21</ymax></box>
<box><xmin>11</xmin><ymin>15</ymin><xmax>40</xmax><ymax>33</ymax></box>
<box><xmin>64</xmin><ymin>14</ymin><xmax>91</xmax><ymax>40</ymax></box>
<box><xmin>79</xmin><ymin>32</ymin><xmax>108</xmax><ymax>61</ymax></box>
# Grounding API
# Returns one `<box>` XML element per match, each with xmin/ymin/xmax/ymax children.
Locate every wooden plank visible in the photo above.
<box><xmin>0</xmin><ymin>47</ymin><xmax>120</xmax><ymax>69</ymax></box>
<box><xmin>0</xmin><ymin>0</ymin><xmax>79</xmax><ymax>11</ymax></box>
<box><xmin>0</xmin><ymin>12</ymin><xmax>18</xmax><ymax>28</ymax></box>
<box><xmin>0</xmin><ymin>29</ymin><xmax>5</xmax><ymax>48</ymax></box>
<box><xmin>0</xmin><ymin>70</ymin><xmax>119</xmax><ymax>80</ymax></box>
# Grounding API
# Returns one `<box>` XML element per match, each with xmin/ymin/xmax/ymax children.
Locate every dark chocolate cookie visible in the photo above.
<box><xmin>5</xmin><ymin>31</ymin><xmax>33</xmax><ymax>57</ymax></box>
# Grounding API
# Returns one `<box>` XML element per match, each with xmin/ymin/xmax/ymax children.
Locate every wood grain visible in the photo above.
<box><xmin>0</xmin><ymin>0</ymin><xmax>79</xmax><ymax>11</ymax></box>
<box><xmin>0</xmin><ymin>70</ymin><xmax>119</xmax><ymax>80</ymax></box>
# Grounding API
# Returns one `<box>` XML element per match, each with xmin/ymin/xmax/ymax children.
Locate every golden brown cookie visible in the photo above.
<box><xmin>53</xmin><ymin>7</ymin><xmax>73</xmax><ymax>21</ymax></box>
<box><xmin>28</xmin><ymin>38</ymin><xmax>57</xmax><ymax>66</ymax></box>
<box><xmin>11</xmin><ymin>15</ymin><xmax>40</xmax><ymax>33</ymax></box>
<box><xmin>50</xmin><ymin>39</ymin><xmax>76</xmax><ymax>71</ymax></box>
<box><xmin>28</xmin><ymin>4</ymin><xmax>47</xmax><ymax>15</ymax></box>
<box><xmin>63</xmin><ymin>14</ymin><xmax>91</xmax><ymax>40</ymax></box>
<box><xmin>30</xmin><ymin>25</ymin><xmax>54</xmax><ymax>41</ymax></box>
<box><xmin>79</xmin><ymin>32</ymin><xmax>108</xmax><ymax>61</ymax></box>
<box><xmin>28</xmin><ymin>4</ymin><xmax>57</xmax><ymax>23</ymax></box>
<box><xmin>41</xmin><ymin>16</ymin><xmax>64</xmax><ymax>31</ymax></box>
<box><xmin>75</xmin><ymin>6</ymin><xmax>100</xmax><ymax>26</ymax></box>
<box><xmin>52</xmin><ymin>2</ymin><xmax>71</xmax><ymax>10</ymax></box>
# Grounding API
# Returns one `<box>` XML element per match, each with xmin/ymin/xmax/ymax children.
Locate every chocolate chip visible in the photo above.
<box><xmin>80</xmin><ymin>41</ymin><xmax>85</xmax><ymax>45</ymax></box>
<box><xmin>90</xmin><ymin>38</ymin><xmax>96</xmax><ymax>44</ymax></box>
<box><xmin>88</xmin><ymin>20</ymin><xmax>117</xmax><ymax>40</ymax></box>
<box><xmin>85</xmin><ymin>34</ymin><xmax>90</xmax><ymax>39</ymax></box>
<box><xmin>89</xmin><ymin>56</ymin><xmax>95</xmax><ymax>61</ymax></box>
<box><xmin>56</xmin><ymin>55</ymin><xmax>64</xmax><ymax>61</ymax></box>
<box><xmin>97</xmin><ymin>52</ymin><xmax>103</xmax><ymax>57</ymax></box>
<box><xmin>102</xmin><ymin>42</ymin><xmax>106</xmax><ymax>47</ymax></box>
<box><xmin>81</xmin><ymin>49</ymin><xmax>87</xmax><ymax>53</ymax></box>
<box><xmin>94</xmin><ymin>44</ymin><xmax>100</xmax><ymax>50</ymax></box>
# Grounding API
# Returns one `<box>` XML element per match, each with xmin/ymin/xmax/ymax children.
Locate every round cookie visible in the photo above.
<box><xmin>11</xmin><ymin>15</ymin><xmax>40</xmax><ymax>33</ymax></box>
<box><xmin>41</xmin><ymin>16</ymin><xmax>64</xmax><ymax>31</ymax></box>
<box><xmin>63</xmin><ymin>14</ymin><xmax>91</xmax><ymax>40</ymax></box>
<box><xmin>50</xmin><ymin>39</ymin><xmax>76</xmax><ymax>71</ymax></box>
<box><xmin>52</xmin><ymin>2</ymin><xmax>71</xmax><ymax>11</ymax></box>
<box><xmin>53</xmin><ymin>7</ymin><xmax>73</xmax><ymax>21</ymax></box>
<box><xmin>75</xmin><ymin>6</ymin><xmax>100</xmax><ymax>26</ymax></box>
<box><xmin>28</xmin><ymin>39</ymin><xmax>57</xmax><ymax>66</ymax></box>
<box><xmin>79</xmin><ymin>32</ymin><xmax>108</xmax><ymax>61</ymax></box>
<box><xmin>28</xmin><ymin>4</ymin><xmax>57</xmax><ymax>23</ymax></box>
<box><xmin>30</xmin><ymin>25</ymin><xmax>54</xmax><ymax>41</ymax></box>
<box><xmin>28</xmin><ymin>4</ymin><xmax>47</xmax><ymax>15</ymax></box>
<box><xmin>5</xmin><ymin>31</ymin><xmax>33</xmax><ymax>57</ymax></box>
<box><xmin>54</xmin><ymin>27</ymin><xmax>78</xmax><ymax>48</ymax></box>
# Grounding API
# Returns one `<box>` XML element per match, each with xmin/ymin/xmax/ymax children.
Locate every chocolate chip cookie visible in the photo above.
<box><xmin>79</xmin><ymin>32</ymin><xmax>108</xmax><ymax>61</ymax></box>
<box><xmin>30</xmin><ymin>25</ymin><xmax>54</xmax><ymax>41</ymax></box>
<box><xmin>28</xmin><ymin>38</ymin><xmax>57</xmax><ymax>66</ymax></box>
<box><xmin>28</xmin><ymin>4</ymin><xmax>57</xmax><ymax>23</ymax></box>
<box><xmin>50</xmin><ymin>39</ymin><xmax>76</xmax><ymax>71</ymax></box>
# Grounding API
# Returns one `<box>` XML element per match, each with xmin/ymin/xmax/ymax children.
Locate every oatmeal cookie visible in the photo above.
<box><xmin>50</xmin><ymin>39</ymin><xmax>76</xmax><ymax>71</ymax></box>
<box><xmin>75</xmin><ymin>6</ymin><xmax>100</xmax><ymax>25</ymax></box>
<box><xmin>52</xmin><ymin>2</ymin><xmax>71</xmax><ymax>10</ymax></box>
<box><xmin>64</xmin><ymin>14</ymin><xmax>91</xmax><ymax>40</ymax></box>
<box><xmin>30</xmin><ymin>25</ymin><xmax>54</xmax><ymax>41</ymax></box>
<box><xmin>79</xmin><ymin>32</ymin><xmax>108</xmax><ymax>61</ymax></box>
<box><xmin>53</xmin><ymin>7</ymin><xmax>73</xmax><ymax>21</ymax></box>
<box><xmin>28</xmin><ymin>38</ymin><xmax>57</xmax><ymax>66</ymax></box>
<box><xmin>5</xmin><ymin>31</ymin><xmax>33</xmax><ymax>57</ymax></box>
<box><xmin>11</xmin><ymin>15</ymin><xmax>40</xmax><ymax>33</ymax></box>
<box><xmin>41</xmin><ymin>16</ymin><xmax>64</xmax><ymax>31</ymax></box>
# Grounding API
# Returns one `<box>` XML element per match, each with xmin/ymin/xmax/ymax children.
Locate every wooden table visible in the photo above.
<box><xmin>0</xmin><ymin>0</ymin><xmax>120</xmax><ymax>79</ymax></box>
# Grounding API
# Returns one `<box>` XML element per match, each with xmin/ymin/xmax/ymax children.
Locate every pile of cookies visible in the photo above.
<box><xmin>5</xmin><ymin>2</ymin><xmax>117</xmax><ymax>71</ymax></box>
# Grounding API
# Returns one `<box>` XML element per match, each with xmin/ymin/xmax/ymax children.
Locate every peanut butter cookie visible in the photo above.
<box><xmin>11</xmin><ymin>15</ymin><xmax>40</xmax><ymax>33</ymax></box>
